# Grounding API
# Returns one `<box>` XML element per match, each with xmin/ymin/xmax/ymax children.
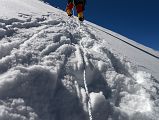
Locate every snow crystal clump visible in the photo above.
<box><xmin>0</xmin><ymin>98</ymin><xmax>38</xmax><ymax>120</ymax></box>
<box><xmin>0</xmin><ymin>65</ymin><xmax>58</xmax><ymax>119</ymax></box>
<box><xmin>0</xmin><ymin>41</ymin><xmax>21</xmax><ymax>59</ymax></box>
<box><xmin>90</xmin><ymin>92</ymin><xmax>111</xmax><ymax>120</ymax></box>
<box><xmin>134</xmin><ymin>71</ymin><xmax>151</xmax><ymax>84</ymax></box>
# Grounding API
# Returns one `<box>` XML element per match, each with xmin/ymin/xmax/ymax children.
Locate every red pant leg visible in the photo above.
<box><xmin>66</xmin><ymin>3</ymin><xmax>74</xmax><ymax>11</ymax></box>
<box><xmin>76</xmin><ymin>3</ymin><xmax>84</xmax><ymax>13</ymax></box>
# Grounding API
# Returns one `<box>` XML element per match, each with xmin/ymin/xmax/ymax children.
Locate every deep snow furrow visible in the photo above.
<box><xmin>101</xmin><ymin>47</ymin><xmax>133</xmax><ymax>78</ymax></box>
<box><xmin>80</xmin><ymin>45</ymin><xmax>93</xmax><ymax>120</ymax></box>
<box><xmin>56</xmin><ymin>45</ymin><xmax>76</xmax><ymax>79</ymax></box>
<box><xmin>45</xmin><ymin>43</ymin><xmax>89</xmax><ymax>120</ymax></box>
<box><xmin>68</xmin><ymin>24</ymin><xmax>115</xmax><ymax>120</ymax></box>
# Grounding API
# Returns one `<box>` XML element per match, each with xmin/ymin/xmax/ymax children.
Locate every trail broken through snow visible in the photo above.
<box><xmin>0</xmin><ymin>10</ymin><xmax>159</xmax><ymax>120</ymax></box>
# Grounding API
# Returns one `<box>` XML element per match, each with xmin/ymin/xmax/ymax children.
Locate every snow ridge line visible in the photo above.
<box><xmin>86</xmin><ymin>23</ymin><xmax>159</xmax><ymax>60</ymax></box>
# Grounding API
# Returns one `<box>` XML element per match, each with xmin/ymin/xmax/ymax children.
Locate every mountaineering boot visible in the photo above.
<box><xmin>78</xmin><ymin>11</ymin><xmax>84</xmax><ymax>21</ymax></box>
<box><xmin>66</xmin><ymin>3</ymin><xmax>74</xmax><ymax>16</ymax></box>
<box><xmin>76</xmin><ymin>3</ymin><xmax>84</xmax><ymax>21</ymax></box>
<box><xmin>66</xmin><ymin>9</ymin><xmax>73</xmax><ymax>16</ymax></box>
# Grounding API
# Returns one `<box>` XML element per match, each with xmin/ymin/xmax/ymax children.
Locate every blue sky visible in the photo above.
<box><xmin>45</xmin><ymin>0</ymin><xmax>159</xmax><ymax>51</ymax></box>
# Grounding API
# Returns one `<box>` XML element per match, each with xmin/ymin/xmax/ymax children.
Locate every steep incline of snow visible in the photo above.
<box><xmin>0</xmin><ymin>0</ymin><xmax>159</xmax><ymax>120</ymax></box>
<box><xmin>86</xmin><ymin>21</ymin><xmax>159</xmax><ymax>80</ymax></box>
<box><xmin>0</xmin><ymin>0</ymin><xmax>59</xmax><ymax>19</ymax></box>
<box><xmin>87</xmin><ymin>21</ymin><xmax>159</xmax><ymax>57</ymax></box>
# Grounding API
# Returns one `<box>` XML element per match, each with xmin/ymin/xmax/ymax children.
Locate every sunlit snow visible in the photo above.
<box><xmin>0</xmin><ymin>0</ymin><xmax>159</xmax><ymax>120</ymax></box>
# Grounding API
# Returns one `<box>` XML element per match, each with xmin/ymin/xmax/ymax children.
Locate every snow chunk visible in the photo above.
<box><xmin>0</xmin><ymin>23</ymin><xmax>5</xmax><ymax>28</ymax></box>
<box><xmin>55</xmin><ymin>44</ymin><xmax>75</xmax><ymax>55</ymax></box>
<box><xmin>11</xmin><ymin>20</ymin><xmax>40</xmax><ymax>28</ymax></box>
<box><xmin>0</xmin><ymin>65</ymin><xmax>57</xmax><ymax>101</ymax></box>
<box><xmin>41</xmin><ymin>43</ymin><xmax>60</xmax><ymax>56</ymax></box>
<box><xmin>0</xmin><ymin>41</ymin><xmax>21</xmax><ymax>59</ymax></box>
<box><xmin>0</xmin><ymin>65</ymin><xmax>58</xmax><ymax>119</ymax></box>
<box><xmin>90</xmin><ymin>92</ymin><xmax>110</xmax><ymax>120</ymax></box>
<box><xmin>0</xmin><ymin>28</ymin><xmax>6</xmax><ymax>37</ymax></box>
<box><xmin>134</xmin><ymin>71</ymin><xmax>151</xmax><ymax>84</ymax></box>
<box><xmin>40</xmin><ymin>19</ymin><xmax>61</xmax><ymax>26</ymax></box>
<box><xmin>0</xmin><ymin>98</ymin><xmax>38</xmax><ymax>120</ymax></box>
<box><xmin>120</xmin><ymin>93</ymin><xmax>152</xmax><ymax>114</ymax></box>
<box><xmin>98</xmin><ymin>60</ymin><xmax>108</xmax><ymax>72</ymax></box>
<box><xmin>81</xmin><ymin>37</ymin><xmax>94</xmax><ymax>48</ymax></box>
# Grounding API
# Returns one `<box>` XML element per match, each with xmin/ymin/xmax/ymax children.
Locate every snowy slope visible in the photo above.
<box><xmin>0</xmin><ymin>0</ymin><xmax>159</xmax><ymax>120</ymax></box>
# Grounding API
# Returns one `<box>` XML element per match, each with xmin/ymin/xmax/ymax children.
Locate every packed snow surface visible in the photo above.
<box><xmin>0</xmin><ymin>0</ymin><xmax>159</xmax><ymax>120</ymax></box>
